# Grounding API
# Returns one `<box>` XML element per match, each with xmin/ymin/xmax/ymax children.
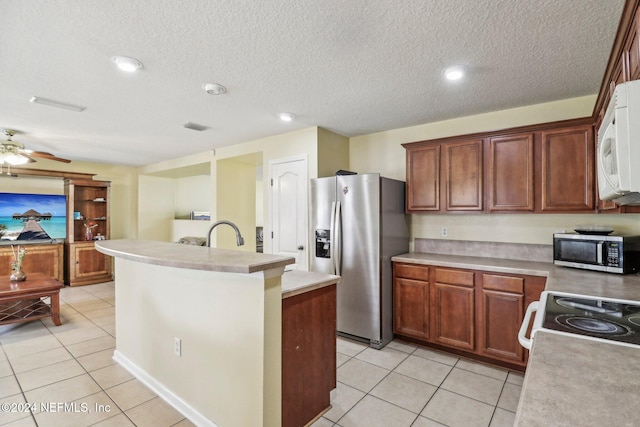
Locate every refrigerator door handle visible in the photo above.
<box><xmin>334</xmin><ymin>201</ymin><xmax>342</xmax><ymax>276</ymax></box>
<box><xmin>329</xmin><ymin>201</ymin><xmax>337</xmax><ymax>275</ymax></box>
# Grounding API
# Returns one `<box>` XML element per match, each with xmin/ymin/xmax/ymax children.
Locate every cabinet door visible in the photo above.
<box><xmin>478</xmin><ymin>289</ymin><xmax>524</xmax><ymax>363</ymax></box>
<box><xmin>393</xmin><ymin>277</ymin><xmax>429</xmax><ymax>339</ymax></box>
<box><xmin>443</xmin><ymin>139</ymin><xmax>483</xmax><ymax>211</ymax></box>
<box><xmin>540</xmin><ymin>125</ymin><xmax>595</xmax><ymax>212</ymax></box>
<box><xmin>69</xmin><ymin>243</ymin><xmax>112</xmax><ymax>286</ymax></box>
<box><xmin>488</xmin><ymin>134</ymin><xmax>535</xmax><ymax>211</ymax></box>
<box><xmin>406</xmin><ymin>145</ymin><xmax>440</xmax><ymax>212</ymax></box>
<box><xmin>625</xmin><ymin>11</ymin><xmax>640</xmax><ymax>82</ymax></box>
<box><xmin>431</xmin><ymin>268</ymin><xmax>475</xmax><ymax>350</ymax></box>
<box><xmin>0</xmin><ymin>245</ymin><xmax>63</xmax><ymax>282</ymax></box>
<box><xmin>282</xmin><ymin>284</ymin><xmax>336</xmax><ymax>427</ymax></box>
<box><xmin>610</xmin><ymin>55</ymin><xmax>627</xmax><ymax>99</ymax></box>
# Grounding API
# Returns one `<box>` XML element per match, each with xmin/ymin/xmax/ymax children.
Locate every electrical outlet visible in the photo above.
<box><xmin>441</xmin><ymin>227</ymin><xmax>448</xmax><ymax>237</ymax></box>
<box><xmin>174</xmin><ymin>337</ymin><xmax>181</xmax><ymax>357</ymax></box>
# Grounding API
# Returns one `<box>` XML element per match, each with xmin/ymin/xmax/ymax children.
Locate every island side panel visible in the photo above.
<box><xmin>282</xmin><ymin>284</ymin><xmax>337</xmax><ymax>427</ymax></box>
<box><xmin>112</xmin><ymin>258</ymin><xmax>282</xmax><ymax>427</ymax></box>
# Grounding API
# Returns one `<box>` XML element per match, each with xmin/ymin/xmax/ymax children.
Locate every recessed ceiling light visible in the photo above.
<box><xmin>112</xmin><ymin>56</ymin><xmax>144</xmax><ymax>72</ymax></box>
<box><xmin>30</xmin><ymin>96</ymin><xmax>86</xmax><ymax>112</ymax></box>
<box><xmin>203</xmin><ymin>83</ymin><xmax>227</xmax><ymax>95</ymax></box>
<box><xmin>443</xmin><ymin>65</ymin><xmax>466</xmax><ymax>81</ymax></box>
<box><xmin>279</xmin><ymin>112</ymin><xmax>296</xmax><ymax>122</ymax></box>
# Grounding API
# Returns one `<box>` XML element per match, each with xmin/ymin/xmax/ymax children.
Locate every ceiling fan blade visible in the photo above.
<box><xmin>28</xmin><ymin>151</ymin><xmax>72</xmax><ymax>163</ymax></box>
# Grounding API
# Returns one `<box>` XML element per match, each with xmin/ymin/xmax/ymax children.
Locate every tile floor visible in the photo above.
<box><xmin>313</xmin><ymin>337</ymin><xmax>523</xmax><ymax>427</ymax></box>
<box><xmin>0</xmin><ymin>282</ymin><xmax>524</xmax><ymax>427</ymax></box>
<box><xmin>0</xmin><ymin>281</ymin><xmax>193</xmax><ymax>427</ymax></box>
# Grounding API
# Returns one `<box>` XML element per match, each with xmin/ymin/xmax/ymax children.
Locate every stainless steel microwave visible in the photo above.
<box><xmin>553</xmin><ymin>233</ymin><xmax>640</xmax><ymax>274</ymax></box>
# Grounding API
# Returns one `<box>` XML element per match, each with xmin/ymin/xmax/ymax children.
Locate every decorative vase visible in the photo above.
<box><xmin>10</xmin><ymin>269</ymin><xmax>26</xmax><ymax>282</ymax></box>
<box><xmin>85</xmin><ymin>228</ymin><xmax>93</xmax><ymax>241</ymax></box>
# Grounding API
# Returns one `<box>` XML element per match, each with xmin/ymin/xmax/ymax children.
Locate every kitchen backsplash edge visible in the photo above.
<box><xmin>413</xmin><ymin>238</ymin><xmax>552</xmax><ymax>263</ymax></box>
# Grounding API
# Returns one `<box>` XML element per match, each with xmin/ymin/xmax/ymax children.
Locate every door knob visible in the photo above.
<box><xmin>297</xmin><ymin>245</ymin><xmax>304</xmax><ymax>250</ymax></box>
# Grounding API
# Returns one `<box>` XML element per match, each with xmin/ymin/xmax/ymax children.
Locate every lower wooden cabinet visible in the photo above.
<box><xmin>392</xmin><ymin>262</ymin><xmax>545</xmax><ymax>369</ymax></box>
<box><xmin>393</xmin><ymin>264</ymin><xmax>430</xmax><ymax>339</ymax></box>
<box><xmin>66</xmin><ymin>242</ymin><xmax>112</xmax><ymax>286</ymax></box>
<box><xmin>432</xmin><ymin>268</ymin><xmax>475</xmax><ymax>350</ymax></box>
<box><xmin>478</xmin><ymin>274</ymin><xmax>526</xmax><ymax>363</ymax></box>
<box><xmin>282</xmin><ymin>284</ymin><xmax>336</xmax><ymax>427</ymax></box>
<box><xmin>0</xmin><ymin>243</ymin><xmax>63</xmax><ymax>282</ymax></box>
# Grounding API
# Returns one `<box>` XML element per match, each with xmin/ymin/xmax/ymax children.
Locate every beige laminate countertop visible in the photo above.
<box><xmin>392</xmin><ymin>252</ymin><xmax>640</xmax><ymax>427</ymax></box>
<box><xmin>96</xmin><ymin>239</ymin><xmax>295</xmax><ymax>274</ymax></box>
<box><xmin>392</xmin><ymin>252</ymin><xmax>640</xmax><ymax>300</ymax></box>
<box><xmin>96</xmin><ymin>239</ymin><xmax>339</xmax><ymax>298</ymax></box>
<box><xmin>281</xmin><ymin>270</ymin><xmax>340</xmax><ymax>299</ymax></box>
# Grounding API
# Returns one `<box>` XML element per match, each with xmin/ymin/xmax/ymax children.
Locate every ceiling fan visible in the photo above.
<box><xmin>1</xmin><ymin>129</ymin><xmax>71</xmax><ymax>166</ymax></box>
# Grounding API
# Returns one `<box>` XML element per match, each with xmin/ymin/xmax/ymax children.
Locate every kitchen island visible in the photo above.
<box><xmin>96</xmin><ymin>239</ymin><xmax>339</xmax><ymax>427</ymax></box>
<box><xmin>392</xmin><ymin>252</ymin><xmax>640</xmax><ymax>427</ymax></box>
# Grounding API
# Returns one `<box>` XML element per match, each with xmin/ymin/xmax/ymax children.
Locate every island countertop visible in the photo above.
<box><xmin>96</xmin><ymin>239</ymin><xmax>295</xmax><ymax>274</ymax></box>
<box><xmin>281</xmin><ymin>270</ymin><xmax>340</xmax><ymax>299</ymax></box>
<box><xmin>391</xmin><ymin>252</ymin><xmax>640</xmax><ymax>426</ymax></box>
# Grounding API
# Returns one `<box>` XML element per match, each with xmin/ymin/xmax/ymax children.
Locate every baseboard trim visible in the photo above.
<box><xmin>113</xmin><ymin>350</ymin><xmax>217</xmax><ymax>427</ymax></box>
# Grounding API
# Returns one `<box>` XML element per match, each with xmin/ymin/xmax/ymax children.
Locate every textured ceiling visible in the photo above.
<box><xmin>0</xmin><ymin>0</ymin><xmax>626</xmax><ymax>166</ymax></box>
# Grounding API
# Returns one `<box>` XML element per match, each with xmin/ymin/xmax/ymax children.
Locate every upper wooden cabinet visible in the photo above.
<box><xmin>405</xmin><ymin>139</ymin><xmax>483</xmax><ymax>213</ymax></box>
<box><xmin>540</xmin><ymin>125</ymin><xmax>595</xmax><ymax>212</ymax></box>
<box><xmin>406</xmin><ymin>145</ymin><xmax>440</xmax><ymax>211</ymax></box>
<box><xmin>626</xmin><ymin>11</ymin><xmax>640</xmax><ymax>81</ymax></box>
<box><xmin>487</xmin><ymin>133</ymin><xmax>535</xmax><ymax>212</ymax></box>
<box><xmin>404</xmin><ymin>121</ymin><xmax>595</xmax><ymax>214</ymax></box>
<box><xmin>443</xmin><ymin>140</ymin><xmax>483</xmax><ymax>212</ymax></box>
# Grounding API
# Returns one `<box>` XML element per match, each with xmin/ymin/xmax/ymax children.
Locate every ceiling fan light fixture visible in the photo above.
<box><xmin>0</xmin><ymin>141</ymin><xmax>29</xmax><ymax>165</ymax></box>
<box><xmin>1</xmin><ymin>153</ymin><xmax>29</xmax><ymax>165</ymax></box>
<box><xmin>30</xmin><ymin>96</ymin><xmax>86</xmax><ymax>112</ymax></box>
<box><xmin>112</xmin><ymin>56</ymin><xmax>144</xmax><ymax>72</ymax></box>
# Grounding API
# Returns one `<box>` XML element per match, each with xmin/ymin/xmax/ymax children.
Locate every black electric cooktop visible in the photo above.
<box><xmin>542</xmin><ymin>294</ymin><xmax>640</xmax><ymax>346</ymax></box>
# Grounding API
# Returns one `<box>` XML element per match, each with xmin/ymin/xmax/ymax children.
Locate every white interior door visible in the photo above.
<box><xmin>270</xmin><ymin>157</ymin><xmax>308</xmax><ymax>270</ymax></box>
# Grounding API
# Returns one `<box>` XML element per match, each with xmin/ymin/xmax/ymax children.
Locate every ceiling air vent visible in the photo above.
<box><xmin>183</xmin><ymin>122</ymin><xmax>209</xmax><ymax>131</ymax></box>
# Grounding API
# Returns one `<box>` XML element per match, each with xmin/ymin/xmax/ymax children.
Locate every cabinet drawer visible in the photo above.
<box><xmin>482</xmin><ymin>274</ymin><xmax>524</xmax><ymax>293</ymax></box>
<box><xmin>394</xmin><ymin>263</ymin><xmax>429</xmax><ymax>281</ymax></box>
<box><xmin>435</xmin><ymin>268</ymin><xmax>474</xmax><ymax>287</ymax></box>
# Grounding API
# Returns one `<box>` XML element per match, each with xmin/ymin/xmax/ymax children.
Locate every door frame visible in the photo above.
<box><xmin>268</xmin><ymin>154</ymin><xmax>309</xmax><ymax>270</ymax></box>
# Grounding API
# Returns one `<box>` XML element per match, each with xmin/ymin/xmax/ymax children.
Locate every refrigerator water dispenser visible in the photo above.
<box><xmin>315</xmin><ymin>229</ymin><xmax>330</xmax><ymax>258</ymax></box>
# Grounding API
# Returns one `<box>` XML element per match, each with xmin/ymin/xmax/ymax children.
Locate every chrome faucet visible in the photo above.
<box><xmin>206</xmin><ymin>220</ymin><xmax>245</xmax><ymax>247</ymax></box>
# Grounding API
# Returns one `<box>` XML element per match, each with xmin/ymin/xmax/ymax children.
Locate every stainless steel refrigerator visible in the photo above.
<box><xmin>310</xmin><ymin>173</ymin><xmax>409</xmax><ymax>349</ymax></box>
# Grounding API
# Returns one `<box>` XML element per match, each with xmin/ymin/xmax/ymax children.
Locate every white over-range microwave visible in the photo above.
<box><xmin>598</xmin><ymin>80</ymin><xmax>640</xmax><ymax>205</ymax></box>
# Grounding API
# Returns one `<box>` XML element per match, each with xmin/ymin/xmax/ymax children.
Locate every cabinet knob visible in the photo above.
<box><xmin>297</xmin><ymin>245</ymin><xmax>304</xmax><ymax>250</ymax></box>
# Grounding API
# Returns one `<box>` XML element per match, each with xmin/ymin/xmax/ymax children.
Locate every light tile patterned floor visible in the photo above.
<box><xmin>0</xmin><ymin>282</ymin><xmax>193</xmax><ymax>427</ymax></box>
<box><xmin>312</xmin><ymin>337</ymin><xmax>524</xmax><ymax>427</ymax></box>
<box><xmin>0</xmin><ymin>282</ymin><xmax>523</xmax><ymax>427</ymax></box>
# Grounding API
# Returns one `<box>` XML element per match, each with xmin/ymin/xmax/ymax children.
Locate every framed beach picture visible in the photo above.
<box><xmin>0</xmin><ymin>192</ymin><xmax>67</xmax><ymax>241</ymax></box>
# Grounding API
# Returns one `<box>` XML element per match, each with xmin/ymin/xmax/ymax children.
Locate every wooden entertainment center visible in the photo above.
<box><xmin>2</xmin><ymin>167</ymin><xmax>112</xmax><ymax>286</ymax></box>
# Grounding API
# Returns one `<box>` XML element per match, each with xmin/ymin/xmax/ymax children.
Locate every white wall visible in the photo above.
<box><xmin>137</xmin><ymin>175</ymin><xmax>175</xmax><ymax>241</ymax></box>
<box><xmin>216</xmin><ymin>157</ymin><xmax>257</xmax><ymax>251</ymax></box>
<box><xmin>349</xmin><ymin>95</ymin><xmax>640</xmax><ymax>246</ymax></box>
<box><xmin>174</xmin><ymin>175</ymin><xmax>211</xmax><ymax>219</ymax></box>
